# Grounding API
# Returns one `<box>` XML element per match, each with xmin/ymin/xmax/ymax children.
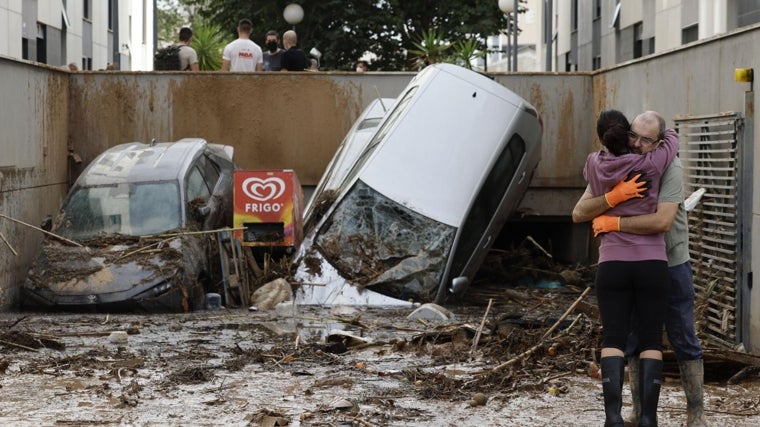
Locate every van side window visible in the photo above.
<box><xmin>187</xmin><ymin>166</ymin><xmax>211</xmax><ymax>202</ymax></box>
<box><xmin>449</xmin><ymin>135</ymin><xmax>526</xmax><ymax>275</ymax></box>
<box><xmin>200</xmin><ymin>155</ymin><xmax>221</xmax><ymax>191</ymax></box>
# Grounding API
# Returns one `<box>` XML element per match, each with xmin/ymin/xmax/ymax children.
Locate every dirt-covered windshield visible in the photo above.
<box><xmin>315</xmin><ymin>180</ymin><xmax>455</xmax><ymax>301</ymax></box>
<box><xmin>55</xmin><ymin>182</ymin><xmax>181</xmax><ymax>240</ymax></box>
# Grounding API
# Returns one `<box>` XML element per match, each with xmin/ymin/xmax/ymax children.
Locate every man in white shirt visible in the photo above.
<box><xmin>221</xmin><ymin>19</ymin><xmax>263</xmax><ymax>72</ymax></box>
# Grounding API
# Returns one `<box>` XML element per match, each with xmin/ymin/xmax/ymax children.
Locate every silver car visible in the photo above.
<box><xmin>22</xmin><ymin>138</ymin><xmax>234</xmax><ymax>312</ymax></box>
<box><xmin>293</xmin><ymin>64</ymin><xmax>543</xmax><ymax>306</ymax></box>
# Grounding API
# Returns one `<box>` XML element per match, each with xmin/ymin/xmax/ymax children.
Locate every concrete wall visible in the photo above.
<box><xmin>2</xmin><ymin>24</ymin><xmax>760</xmax><ymax>352</ymax></box>
<box><xmin>68</xmin><ymin>72</ymin><xmax>592</xmax><ymax>191</ymax></box>
<box><xmin>0</xmin><ymin>60</ymin><xmax>70</xmax><ymax>308</ymax></box>
<box><xmin>68</xmin><ymin>72</ymin><xmax>414</xmax><ymax>186</ymax></box>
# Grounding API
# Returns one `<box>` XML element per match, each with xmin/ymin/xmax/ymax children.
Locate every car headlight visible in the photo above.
<box><xmin>152</xmin><ymin>282</ymin><xmax>172</xmax><ymax>295</ymax></box>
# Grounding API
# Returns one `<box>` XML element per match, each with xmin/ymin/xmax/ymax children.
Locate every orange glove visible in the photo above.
<box><xmin>604</xmin><ymin>173</ymin><xmax>647</xmax><ymax>207</ymax></box>
<box><xmin>593</xmin><ymin>215</ymin><xmax>620</xmax><ymax>237</ymax></box>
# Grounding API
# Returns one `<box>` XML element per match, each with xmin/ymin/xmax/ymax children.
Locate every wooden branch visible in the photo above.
<box><xmin>0</xmin><ymin>213</ymin><xmax>83</xmax><ymax>247</ymax></box>
<box><xmin>526</xmin><ymin>235</ymin><xmax>553</xmax><ymax>258</ymax></box>
<box><xmin>0</xmin><ymin>339</ymin><xmax>39</xmax><ymax>352</ymax></box>
<box><xmin>470</xmin><ymin>298</ymin><xmax>493</xmax><ymax>355</ymax></box>
<box><xmin>485</xmin><ymin>313</ymin><xmax>583</xmax><ymax>374</ymax></box>
<box><xmin>0</xmin><ymin>231</ymin><xmax>18</xmax><ymax>256</ymax></box>
<box><xmin>541</xmin><ymin>286</ymin><xmax>592</xmax><ymax>340</ymax></box>
<box><xmin>150</xmin><ymin>226</ymin><xmax>245</xmax><ymax>238</ymax></box>
<box><xmin>116</xmin><ymin>238</ymin><xmax>171</xmax><ymax>260</ymax></box>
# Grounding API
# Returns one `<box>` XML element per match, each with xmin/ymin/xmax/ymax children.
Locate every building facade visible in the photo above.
<box><xmin>0</xmin><ymin>0</ymin><xmax>154</xmax><ymax>70</ymax></box>
<box><xmin>512</xmin><ymin>0</ymin><xmax>760</xmax><ymax>72</ymax></box>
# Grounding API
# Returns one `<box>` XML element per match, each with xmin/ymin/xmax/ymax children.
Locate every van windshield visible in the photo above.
<box><xmin>314</xmin><ymin>180</ymin><xmax>455</xmax><ymax>301</ymax></box>
<box><xmin>55</xmin><ymin>182</ymin><xmax>181</xmax><ymax>240</ymax></box>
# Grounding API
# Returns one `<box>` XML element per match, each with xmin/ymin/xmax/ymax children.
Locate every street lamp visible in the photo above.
<box><xmin>498</xmin><ymin>0</ymin><xmax>518</xmax><ymax>71</ymax></box>
<box><xmin>283</xmin><ymin>3</ymin><xmax>304</xmax><ymax>31</ymax></box>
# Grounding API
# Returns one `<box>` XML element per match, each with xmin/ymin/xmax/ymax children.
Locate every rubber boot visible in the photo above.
<box><xmin>625</xmin><ymin>356</ymin><xmax>641</xmax><ymax>426</ymax></box>
<box><xmin>679</xmin><ymin>360</ymin><xmax>708</xmax><ymax>427</ymax></box>
<box><xmin>638</xmin><ymin>358</ymin><xmax>663</xmax><ymax>427</ymax></box>
<box><xmin>601</xmin><ymin>356</ymin><xmax>626</xmax><ymax>427</ymax></box>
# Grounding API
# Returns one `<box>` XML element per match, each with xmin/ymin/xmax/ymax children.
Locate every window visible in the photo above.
<box><xmin>315</xmin><ymin>180</ymin><xmax>456</xmax><ymax>300</ymax></box>
<box><xmin>610</xmin><ymin>1</ymin><xmax>622</xmax><ymax>29</ymax></box>
<box><xmin>198</xmin><ymin>155</ymin><xmax>221</xmax><ymax>193</ymax></box>
<box><xmin>571</xmin><ymin>0</ymin><xmax>579</xmax><ymax>32</ymax></box>
<box><xmin>84</xmin><ymin>0</ymin><xmax>91</xmax><ymax>20</ymax></box>
<box><xmin>682</xmin><ymin>24</ymin><xmax>698</xmax><ymax>44</ymax></box>
<box><xmin>56</xmin><ymin>182</ymin><xmax>181</xmax><ymax>239</ymax></box>
<box><xmin>593</xmin><ymin>56</ymin><xmax>602</xmax><ymax>70</ymax></box>
<box><xmin>634</xmin><ymin>23</ymin><xmax>643</xmax><ymax>58</ymax></box>
<box><xmin>187</xmin><ymin>167</ymin><xmax>211</xmax><ymax>202</ymax></box>
<box><xmin>108</xmin><ymin>0</ymin><xmax>114</xmax><ymax>31</ymax></box>
<box><xmin>62</xmin><ymin>0</ymin><xmax>71</xmax><ymax>28</ymax></box>
<box><xmin>36</xmin><ymin>24</ymin><xmax>47</xmax><ymax>64</ymax></box>
<box><xmin>448</xmin><ymin>135</ymin><xmax>526</xmax><ymax>276</ymax></box>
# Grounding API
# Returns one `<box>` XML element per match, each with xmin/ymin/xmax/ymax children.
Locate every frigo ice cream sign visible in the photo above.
<box><xmin>233</xmin><ymin>170</ymin><xmax>303</xmax><ymax>248</ymax></box>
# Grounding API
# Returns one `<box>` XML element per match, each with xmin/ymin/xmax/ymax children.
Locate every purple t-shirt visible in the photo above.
<box><xmin>583</xmin><ymin>128</ymin><xmax>679</xmax><ymax>262</ymax></box>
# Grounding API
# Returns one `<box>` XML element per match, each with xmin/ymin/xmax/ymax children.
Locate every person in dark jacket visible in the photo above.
<box><xmin>280</xmin><ymin>30</ymin><xmax>308</xmax><ymax>71</ymax></box>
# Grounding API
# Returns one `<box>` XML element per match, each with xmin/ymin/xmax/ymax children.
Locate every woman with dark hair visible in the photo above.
<box><xmin>584</xmin><ymin>110</ymin><xmax>678</xmax><ymax>426</ymax></box>
<box><xmin>596</xmin><ymin>109</ymin><xmax>631</xmax><ymax>156</ymax></box>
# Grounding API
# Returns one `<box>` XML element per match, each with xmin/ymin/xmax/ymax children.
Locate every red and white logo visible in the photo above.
<box><xmin>242</xmin><ymin>177</ymin><xmax>286</xmax><ymax>202</ymax></box>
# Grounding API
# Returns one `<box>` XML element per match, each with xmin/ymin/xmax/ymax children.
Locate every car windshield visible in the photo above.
<box><xmin>314</xmin><ymin>180</ymin><xmax>456</xmax><ymax>301</ymax></box>
<box><xmin>55</xmin><ymin>182</ymin><xmax>181</xmax><ymax>240</ymax></box>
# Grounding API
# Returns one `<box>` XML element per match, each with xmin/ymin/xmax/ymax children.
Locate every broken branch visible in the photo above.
<box><xmin>116</xmin><ymin>238</ymin><xmax>174</xmax><ymax>260</ymax></box>
<box><xmin>151</xmin><ymin>226</ymin><xmax>245</xmax><ymax>238</ymax></box>
<box><xmin>541</xmin><ymin>286</ymin><xmax>592</xmax><ymax>340</ymax></box>
<box><xmin>0</xmin><ymin>230</ymin><xmax>18</xmax><ymax>256</ymax></box>
<box><xmin>470</xmin><ymin>298</ymin><xmax>493</xmax><ymax>355</ymax></box>
<box><xmin>526</xmin><ymin>235</ymin><xmax>552</xmax><ymax>258</ymax></box>
<box><xmin>485</xmin><ymin>313</ymin><xmax>584</xmax><ymax>374</ymax></box>
<box><xmin>0</xmin><ymin>339</ymin><xmax>39</xmax><ymax>352</ymax></box>
<box><xmin>0</xmin><ymin>213</ymin><xmax>83</xmax><ymax>247</ymax></box>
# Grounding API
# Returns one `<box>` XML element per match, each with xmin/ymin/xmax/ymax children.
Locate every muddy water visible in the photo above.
<box><xmin>0</xmin><ymin>308</ymin><xmax>757</xmax><ymax>426</ymax></box>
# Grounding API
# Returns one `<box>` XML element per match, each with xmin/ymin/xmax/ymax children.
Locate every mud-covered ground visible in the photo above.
<box><xmin>1</xmin><ymin>283</ymin><xmax>759</xmax><ymax>427</ymax></box>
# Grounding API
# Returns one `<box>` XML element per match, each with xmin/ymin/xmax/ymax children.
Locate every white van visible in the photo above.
<box><xmin>293</xmin><ymin>64</ymin><xmax>543</xmax><ymax>305</ymax></box>
<box><xmin>304</xmin><ymin>97</ymin><xmax>396</xmax><ymax>230</ymax></box>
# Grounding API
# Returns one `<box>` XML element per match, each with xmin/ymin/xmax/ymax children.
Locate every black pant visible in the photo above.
<box><xmin>595</xmin><ymin>260</ymin><xmax>669</xmax><ymax>352</ymax></box>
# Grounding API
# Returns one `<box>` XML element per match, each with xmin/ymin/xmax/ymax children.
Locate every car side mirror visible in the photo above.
<box><xmin>40</xmin><ymin>216</ymin><xmax>52</xmax><ymax>232</ymax></box>
<box><xmin>449</xmin><ymin>276</ymin><xmax>469</xmax><ymax>294</ymax></box>
<box><xmin>196</xmin><ymin>205</ymin><xmax>210</xmax><ymax>219</ymax></box>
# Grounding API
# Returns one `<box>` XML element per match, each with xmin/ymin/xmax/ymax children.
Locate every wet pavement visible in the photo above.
<box><xmin>1</xmin><ymin>301</ymin><xmax>758</xmax><ymax>426</ymax></box>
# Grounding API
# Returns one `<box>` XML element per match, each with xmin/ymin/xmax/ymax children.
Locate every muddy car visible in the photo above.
<box><xmin>22</xmin><ymin>138</ymin><xmax>234</xmax><ymax>312</ymax></box>
<box><xmin>304</xmin><ymin>97</ymin><xmax>396</xmax><ymax>230</ymax></box>
<box><xmin>293</xmin><ymin>64</ymin><xmax>543</xmax><ymax>306</ymax></box>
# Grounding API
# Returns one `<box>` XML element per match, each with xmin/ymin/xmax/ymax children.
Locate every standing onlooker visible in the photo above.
<box><xmin>178</xmin><ymin>27</ymin><xmax>199</xmax><ymax>71</ymax></box>
<box><xmin>262</xmin><ymin>30</ymin><xmax>285</xmax><ymax>71</ymax></box>
<box><xmin>355</xmin><ymin>60</ymin><xmax>369</xmax><ymax>72</ymax></box>
<box><xmin>222</xmin><ymin>19</ymin><xmax>263</xmax><ymax>72</ymax></box>
<box><xmin>280</xmin><ymin>30</ymin><xmax>308</xmax><ymax>71</ymax></box>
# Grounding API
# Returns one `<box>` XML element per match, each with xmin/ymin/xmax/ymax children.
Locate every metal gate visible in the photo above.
<box><xmin>674</xmin><ymin>112</ymin><xmax>745</xmax><ymax>349</ymax></box>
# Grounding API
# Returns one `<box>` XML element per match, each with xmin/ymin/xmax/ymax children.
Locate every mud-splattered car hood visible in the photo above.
<box><xmin>24</xmin><ymin>236</ymin><xmax>207</xmax><ymax>308</ymax></box>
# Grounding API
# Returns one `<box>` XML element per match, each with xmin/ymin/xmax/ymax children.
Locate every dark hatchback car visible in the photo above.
<box><xmin>22</xmin><ymin>138</ymin><xmax>234</xmax><ymax>312</ymax></box>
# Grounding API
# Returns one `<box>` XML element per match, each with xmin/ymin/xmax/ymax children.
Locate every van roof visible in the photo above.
<box><xmin>76</xmin><ymin>138</ymin><xmax>207</xmax><ymax>187</ymax></box>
